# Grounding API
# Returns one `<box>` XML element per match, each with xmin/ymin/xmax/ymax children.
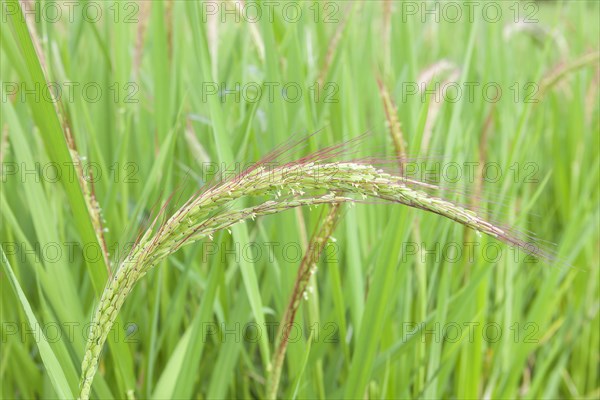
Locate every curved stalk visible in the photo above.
<box><xmin>266</xmin><ymin>204</ymin><xmax>341</xmax><ymax>400</ymax></box>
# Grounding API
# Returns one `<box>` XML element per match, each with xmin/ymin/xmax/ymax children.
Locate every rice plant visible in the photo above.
<box><xmin>1</xmin><ymin>1</ymin><xmax>598</xmax><ymax>399</ymax></box>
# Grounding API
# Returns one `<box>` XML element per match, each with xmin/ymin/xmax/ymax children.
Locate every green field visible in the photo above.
<box><xmin>1</xmin><ymin>0</ymin><xmax>599</xmax><ymax>399</ymax></box>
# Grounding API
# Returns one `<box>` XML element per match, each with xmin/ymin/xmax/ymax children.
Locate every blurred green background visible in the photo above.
<box><xmin>1</xmin><ymin>0</ymin><xmax>598</xmax><ymax>398</ymax></box>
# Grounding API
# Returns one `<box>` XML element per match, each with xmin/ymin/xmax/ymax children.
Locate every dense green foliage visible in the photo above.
<box><xmin>1</xmin><ymin>1</ymin><xmax>598</xmax><ymax>399</ymax></box>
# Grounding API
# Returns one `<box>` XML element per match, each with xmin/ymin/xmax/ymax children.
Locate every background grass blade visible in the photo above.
<box><xmin>4</xmin><ymin>0</ymin><xmax>108</xmax><ymax>294</ymax></box>
<box><xmin>1</xmin><ymin>247</ymin><xmax>74</xmax><ymax>399</ymax></box>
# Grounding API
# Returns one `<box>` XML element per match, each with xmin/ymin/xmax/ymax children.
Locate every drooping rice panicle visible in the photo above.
<box><xmin>78</xmin><ymin>147</ymin><xmax>551</xmax><ymax>399</ymax></box>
